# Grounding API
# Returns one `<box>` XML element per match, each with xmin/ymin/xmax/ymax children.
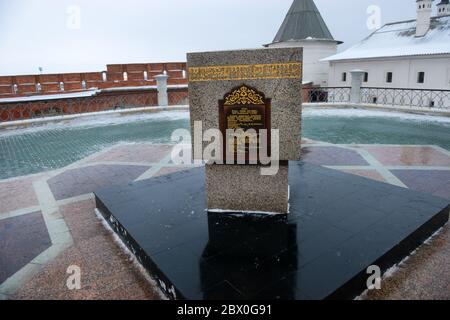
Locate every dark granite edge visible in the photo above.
<box><xmin>93</xmin><ymin>164</ymin><xmax>450</xmax><ymax>300</ymax></box>
<box><xmin>326</xmin><ymin>205</ymin><xmax>450</xmax><ymax>300</ymax></box>
<box><xmin>95</xmin><ymin>197</ymin><xmax>185</xmax><ymax>300</ymax></box>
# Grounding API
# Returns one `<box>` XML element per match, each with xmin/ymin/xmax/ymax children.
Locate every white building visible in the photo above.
<box><xmin>325</xmin><ymin>0</ymin><xmax>450</xmax><ymax>91</ymax></box>
<box><xmin>265</xmin><ymin>0</ymin><xmax>342</xmax><ymax>86</ymax></box>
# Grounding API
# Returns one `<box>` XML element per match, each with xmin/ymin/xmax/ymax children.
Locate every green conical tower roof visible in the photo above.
<box><xmin>272</xmin><ymin>0</ymin><xmax>338</xmax><ymax>43</ymax></box>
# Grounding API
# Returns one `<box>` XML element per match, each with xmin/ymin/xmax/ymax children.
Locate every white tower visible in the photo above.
<box><xmin>437</xmin><ymin>0</ymin><xmax>450</xmax><ymax>16</ymax></box>
<box><xmin>265</xmin><ymin>0</ymin><xmax>342</xmax><ymax>86</ymax></box>
<box><xmin>416</xmin><ymin>0</ymin><xmax>434</xmax><ymax>37</ymax></box>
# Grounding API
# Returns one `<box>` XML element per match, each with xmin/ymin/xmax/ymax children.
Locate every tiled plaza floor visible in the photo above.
<box><xmin>0</xmin><ymin>140</ymin><xmax>449</xmax><ymax>300</ymax></box>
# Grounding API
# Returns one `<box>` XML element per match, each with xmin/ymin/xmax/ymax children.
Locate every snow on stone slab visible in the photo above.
<box><xmin>0</xmin><ymin>90</ymin><xmax>99</xmax><ymax>103</ymax></box>
<box><xmin>0</xmin><ymin>85</ymin><xmax>187</xmax><ymax>104</ymax></box>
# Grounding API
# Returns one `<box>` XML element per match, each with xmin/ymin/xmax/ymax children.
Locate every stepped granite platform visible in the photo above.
<box><xmin>94</xmin><ymin>162</ymin><xmax>449</xmax><ymax>300</ymax></box>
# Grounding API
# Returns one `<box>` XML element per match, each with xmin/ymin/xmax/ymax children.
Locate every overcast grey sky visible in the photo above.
<box><xmin>0</xmin><ymin>0</ymin><xmax>418</xmax><ymax>75</ymax></box>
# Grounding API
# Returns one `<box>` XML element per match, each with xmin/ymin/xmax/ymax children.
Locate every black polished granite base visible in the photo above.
<box><xmin>94</xmin><ymin>162</ymin><xmax>449</xmax><ymax>300</ymax></box>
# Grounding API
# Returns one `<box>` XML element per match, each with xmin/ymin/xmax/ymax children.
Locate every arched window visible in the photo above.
<box><xmin>36</xmin><ymin>83</ymin><xmax>42</xmax><ymax>93</ymax></box>
<box><xmin>13</xmin><ymin>84</ymin><xmax>18</xmax><ymax>94</ymax></box>
<box><xmin>102</xmin><ymin>72</ymin><xmax>107</xmax><ymax>82</ymax></box>
<box><xmin>59</xmin><ymin>82</ymin><xmax>65</xmax><ymax>91</ymax></box>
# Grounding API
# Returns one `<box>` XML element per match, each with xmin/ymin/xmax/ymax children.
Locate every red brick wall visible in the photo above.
<box><xmin>0</xmin><ymin>76</ymin><xmax>13</xmax><ymax>85</ymax></box>
<box><xmin>0</xmin><ymin>62</ymin><xmax>188</xmax><ymax>98</ymax></box>
<box><xmin>0</xmin><ymin>86</ymin><xmax>12</xmax><ymax>95</ymax></box>
<box><xmin>0</xmin><ymin>61</ymin><xmax>189</xmax><ymax>122</ymax></box>
<box><xmin>168</xmin><ymin>89</ymin><xmax>189</xmax><ymax>106</ymax></box>
<box><xmin>84</xmin><ymin>72</ymin><xmax>103</xmax><ymax>82</ymax></box>
<box><xmin>16</xmin><ymin>75</ymin><xmax>36</xmax><ymax>84</ymax></box>
<box><xmin>0</xmin><ymin>87</ymin><xmax>188</xmax><ymax>122</ymax></box>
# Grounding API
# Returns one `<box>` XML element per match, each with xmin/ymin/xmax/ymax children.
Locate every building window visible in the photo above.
<box><xmin>102</xmin><ymin>72</ymin><xmax>107</xmax><ymax>82</ymax></box>
<box><xmin>143</xmin><ymin>71</ymin><xmax>148</xmax><ymax>81</ymax></box>
<box><xmin>123</xmin><ymin>72</ymin><xmax>128</xmax><ymax>81</ymax></box>
<box><xmin>342</xmin><ymin>72</ymin><xmax>347</xmax><ymax>82</ymax></box>
<box><xmin>417</xmin><ymin>72</ymin><xmax>425</xmax><ymax>84</ymax></box>
<box><xmin>81</xmin><ymin>80</ymin><xmax>87</xmax><ymax>90</ymax></box>
<box><xmin>364</xmin><ymin>72</ymin><xmax>369</xmax><ymax>83</ymax></box>
<box><xmin>36</xmin><ymin>83</ymin><xmax>42</xmax><ymax>93</ymax></box>
<box><xmin>386</xmin><ymin>72</ymin><xmax>393</xmax><ymax>83</ymax></box>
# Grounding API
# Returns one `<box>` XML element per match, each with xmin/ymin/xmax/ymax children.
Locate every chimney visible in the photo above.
<box><xmin>437</xmin><ymin>0</ymin><xmax>450</xmax><ymax>16</ymax></box>
<box><xmin>416</xmin><ymin>0</ymin><xmax>434</xmax><ymax>37</ymax></box>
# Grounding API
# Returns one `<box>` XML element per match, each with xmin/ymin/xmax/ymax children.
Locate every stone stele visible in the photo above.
<box><xmin>187</xmin><ymin>47</ymin><xmax>303</xmax><ymax>214</ymax></box>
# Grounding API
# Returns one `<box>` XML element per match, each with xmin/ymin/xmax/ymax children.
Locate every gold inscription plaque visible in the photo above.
<box><xmin>219</xmin><ymin>85</ymin><xmax>271</xmax><ymax>163</ymax></box>
<box><xmin>189</xmin><ymin>62</ymin><xmax>302</xmax><ymax>82</ymax></box>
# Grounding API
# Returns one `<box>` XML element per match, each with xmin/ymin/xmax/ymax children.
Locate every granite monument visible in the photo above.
<box><xmin>187</xmin><ymin>48</ymin><xmax>303</xmax><ymax>214</ymax></box>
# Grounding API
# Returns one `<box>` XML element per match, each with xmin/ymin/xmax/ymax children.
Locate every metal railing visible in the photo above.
<box><xmin>360</xmin><ymin>87</ymin><xmax>450</xmax><ymax>110</ymax></box>
<box><xmin>2</xmin><ymin>85</ymin><xmax>449</xmax><ymax>122</ymax></box>
<box><xmin>304</xmin><ymin>87</ymin><xmax>351</xmax><ymax>103</ymax></box>
<box><xmin>305</xmin><ymin>86</ymin><xmax>450</xmax><ymax>110</ymax></box>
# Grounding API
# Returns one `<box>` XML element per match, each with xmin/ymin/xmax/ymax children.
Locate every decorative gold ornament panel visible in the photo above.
<box><xmin>224</xmin><ymin>85</ymin><xmax>264</xmax><ymax>106</ymax></box>
<box><xmin>188</xmin><ymin>62</ymin><xmax>302</xmax><ymax>82</ymax></box>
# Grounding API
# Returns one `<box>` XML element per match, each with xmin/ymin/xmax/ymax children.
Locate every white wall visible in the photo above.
<box><xmin>268</xmin><ymin>40</ymin><xmax>338</xmax><ymax>86</ymax></box>
<box><xmin>328</xmin><ymin>55</ymin><xmax>450</xmax><ymax>90</ymax></box>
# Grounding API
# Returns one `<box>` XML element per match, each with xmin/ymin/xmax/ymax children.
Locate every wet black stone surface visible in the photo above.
<box><xmin>94</xmin><ymin>162</ymin><xmax>449</xmax><ymax>300</ymax></box>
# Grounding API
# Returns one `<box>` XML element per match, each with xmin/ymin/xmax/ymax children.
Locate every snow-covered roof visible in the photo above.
<box><xmin>324</xmin><ymin>15</ymin><xmax>450</xmax><ymax>61</ymax></box>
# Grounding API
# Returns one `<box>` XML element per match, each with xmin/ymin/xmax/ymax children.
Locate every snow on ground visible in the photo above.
<box><xmin>0</xmin><ymin>110</ymin><xmax>190</xmax><ymax>138</ymax></box>
<box><xmin>1</xmin><ymin>106</ymin><xmax>449</xmax><ymax>139</ymax></box>
<box><xmin>303</xmin><ymin>108</ymin><xmax>450</xmax><ymax>124</ymax></box>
